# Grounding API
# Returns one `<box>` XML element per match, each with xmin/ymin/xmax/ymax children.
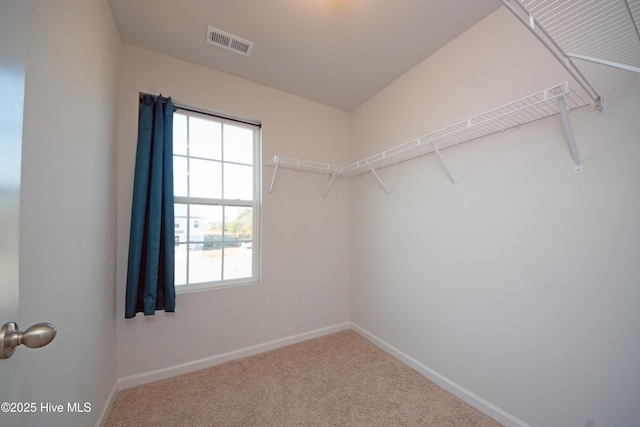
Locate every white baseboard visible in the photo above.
<box><xmin>114</xmin><ymin>321</ymin><xmax>528</xmax><ymax>427</ymax></box>
<box><xmin>95</xmin><ymin>380</ymin><xmax>118</xmax><ymax>427</ymax></box>
<box><xmin>117</xmin><ymin>322</ymin><xmax>351</xmax><ymax>390</ymax></box>
<box><xmin>350</xmin><ymin>322</ymin><xmax>532</xmax><ymax>427</ymax></box>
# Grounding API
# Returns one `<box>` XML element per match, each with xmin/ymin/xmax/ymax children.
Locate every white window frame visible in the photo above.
<box><xmin>173</xmin><ymin>107</ymin><xmax>261</xmax><ymax>294</ymax></box>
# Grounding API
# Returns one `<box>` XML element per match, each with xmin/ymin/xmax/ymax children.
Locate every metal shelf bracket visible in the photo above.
<box><xmin>553</xmin><ymin>86</ymin><xmax>583</xmax><ymax>173</ymax></box>
<box><xmin>429</xmin><ymin>138</ymin><xmax>458</xmax><ymax>189</ymax></box>
<box><xmin>321</xmin><ymin>172</ymin><xmax>338</xmax><ymax>200</ymax></box>
<box><xmin>365</xmin><ymin>161</ymin><xmax>391</xmax><ymax>195</ymax></box>
<box><xmin>566</xmin><ymin>53</ymin><xmax>640</xmax><ymax>76</ymax></box>
<box><xmin>268</xmin><ymin>155</ymin><xmax>280</xmax><ymax>195</ymax></box>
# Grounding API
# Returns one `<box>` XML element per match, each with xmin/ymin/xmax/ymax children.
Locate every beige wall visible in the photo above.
<box><xmin>350</xmin><ymin>8</ymin><xmax>640</xmax><ymax>427</ymax></box>
<box><xmin>17</xmin><ymin>2</ymin><xmax>639</xmax><ymax>425</ymax></box>
<box><xmin>20</xmin><ymin>0</ymin><xmax>122</xmax><ymax>426</ymax></box>
<box><xmin>115</xmin><ymin>44</ymin><xmax>352</xmax><ymax>381</ymax></box>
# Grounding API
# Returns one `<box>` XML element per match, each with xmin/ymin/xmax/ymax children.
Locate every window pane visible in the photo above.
<box><xmin>189</xmin><ymin>158</ymin><xmax>221</xmax><ymax>199</ymax></box>
<box><xmin>174</xmin><ymin>204</ymin><xmax>188</xmax><ymax>245</ymax></box>
<box><xmin>224</xmin><ymin>206</ymin><xmax>252</xmax><ymax>235</ymax></box>
<box><xmin>188</xmin><ymin>205</ymin><xmax>223</xmax><ymax>284</ymax></box>
<box><xmin>173</xmin><ymin>156</ymin><xmax>188</xmax><ymax>197</ymax></box>
<box><xmin>190</xmin><ymin>116</ymin><xmax>221</xmax><ymax>160</ymax></box>
<box><xmin>224</xmin><ymin>124</ymin><xmax>253</xmax><ymax>165</ymax></box>
<box><xmin>189</xmin><ymin>204</ymin><xmax>222</xmax><ymax>243</ymax></box>
<box><xmin>189</xmin><ymin>245</ymin><xmax>221</xmax><ymax>284</ymax></box>
<box><xmin>175</xmin><ymin>243</ymin><xmax>187</xmax><ymax>285</ymax></box>
<box><xmin>223</xmin><ymin>246</ymin><xmax>252</xmax><ymax>280</ymax></box>
<box><xmin>223</xmin><ymin>206</ymin><xmax>253</xmax><ymax>280</ymax></box>
<box><xmin>224</xmin><ymin>163</ymin><xmax>253</xmax><ymax>200</ymax></box>
<box><xmin>173</xmin><ymin>113</ymin><xmax>188</xmax><ymax>156</ymax></box>
<box><xmin>174</xmin><ymin>203</ymin><xmax>188</xmax><ymax>286</ymax></box>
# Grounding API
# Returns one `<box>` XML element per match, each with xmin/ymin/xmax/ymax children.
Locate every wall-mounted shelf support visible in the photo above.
<box><xmin>321</xmin><ymin>172</ymin><xmax>338</xmax><ymax>200</ymax></box>
<box><xmin>554</xmin><ymin>87</ymin><xmax>583</xmax><ymax>173</ymax></box>
<box><xmin>366</xmin><ymin>161</ymin><xmax>391</xmax><ymax>195</ymax></box>
<box><xmin>429</xmin><ymin>138</ymin><xmax>458</xmax><ymax>189</ymax></box>
<box><xmin>566</xmin><ymin>53</ymin><xmax>640</xmax><ymax>75</ymax></box>
<box><xmin>268</xmin><ymin>155</ymin><xmax>281</xmax><ymax>195</ymax></box>
<box><xmin>624</xmin><ymin>0</ymin><xmax>640</xmax><ymax>43</ymax></box>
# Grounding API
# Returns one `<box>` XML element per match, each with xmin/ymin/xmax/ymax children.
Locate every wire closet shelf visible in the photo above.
<box><xmin>266</xmin><ymin>81</ymin><xmax>590</xmax><ymax>186</ymax></box>
<box><xmin>501</xmin><ymin>0</ymin><xmax>640</xmax><ymax>110</ymax></box>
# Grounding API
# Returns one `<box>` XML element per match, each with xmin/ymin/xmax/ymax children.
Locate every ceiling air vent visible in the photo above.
<box><xmin>206</xmin><ymin>26</ymin><xmax>254</xmax><ymax>57</ymax></box>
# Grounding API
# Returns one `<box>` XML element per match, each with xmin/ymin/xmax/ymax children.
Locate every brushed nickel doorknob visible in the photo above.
<box><xmin>0</xmin><ymin>321</ymin><xmax>57</xmax><ymax>360</ymax></box>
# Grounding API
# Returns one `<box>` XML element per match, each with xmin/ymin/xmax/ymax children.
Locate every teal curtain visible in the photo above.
<box><xmin>125</xmin><ymin>94</ymin><xmax>176</xmax><ymax>318</ymax></box>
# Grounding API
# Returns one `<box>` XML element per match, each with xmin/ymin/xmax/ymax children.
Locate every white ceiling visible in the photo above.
<box><xmin>108</xmin><ymin>0</ymin><xmax>501</xmax><ymax>111</ymax></box>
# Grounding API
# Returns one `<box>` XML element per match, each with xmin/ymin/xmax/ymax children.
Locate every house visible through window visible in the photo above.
<box><xmin>173</xmin><ymin>108</ymin><xmax>261</xmax><ymax>292</ymax></box>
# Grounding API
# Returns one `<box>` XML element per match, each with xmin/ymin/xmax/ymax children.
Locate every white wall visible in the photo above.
<box><xmin>37</xmin><ymin>4</ymin><xmax>634</xmax><ymax>425</ymax></box>
<box><xmin>19</xmin><ymin>0</ymin><xmax>121</xmax><ymax>426</ymax></box>
<box><xmin>115</xmin><ymin>45</ymin><xmax>352</xmax><ymax>381</ymax></box>
<box><xmin>351</xmin><ymin>8</ymin><xmax>640</xmax><ymax>427</ymax></box>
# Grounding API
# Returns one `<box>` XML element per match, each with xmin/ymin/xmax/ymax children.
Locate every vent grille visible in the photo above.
<box><xmin>207</xmin><ymin>26</ymin><xmax>253</xmax><ymax>57</ymax></box>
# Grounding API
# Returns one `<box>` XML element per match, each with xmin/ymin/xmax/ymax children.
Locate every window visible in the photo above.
<box><xmin>173</xmin><ymin>108</ymin><xmax>261</xmax><ymax>292</ymax></box>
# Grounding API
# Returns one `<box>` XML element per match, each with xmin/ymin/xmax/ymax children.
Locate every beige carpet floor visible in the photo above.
<box><xmin>105</xmin><ymin>330</ymin><xmax>503</xmax><ymax>426</ymax></box>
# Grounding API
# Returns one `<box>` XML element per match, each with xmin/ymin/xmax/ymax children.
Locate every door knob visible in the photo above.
<box><xmin>0</xmin><ymin>321</ymin><xmax>57</xmax><ymax>360</ymax></box>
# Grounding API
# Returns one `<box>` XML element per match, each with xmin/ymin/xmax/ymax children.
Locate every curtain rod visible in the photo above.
<box><xmin>139</xmin><ymin>92</ymin><xmax>261</xmax><ymax>128</ymax></box>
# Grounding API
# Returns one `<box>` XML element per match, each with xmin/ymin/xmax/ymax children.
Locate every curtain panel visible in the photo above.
<box><xmin>125</xmin><ymin>94</ymin><xmax>176</xmax><ymax>318</ymax></box>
